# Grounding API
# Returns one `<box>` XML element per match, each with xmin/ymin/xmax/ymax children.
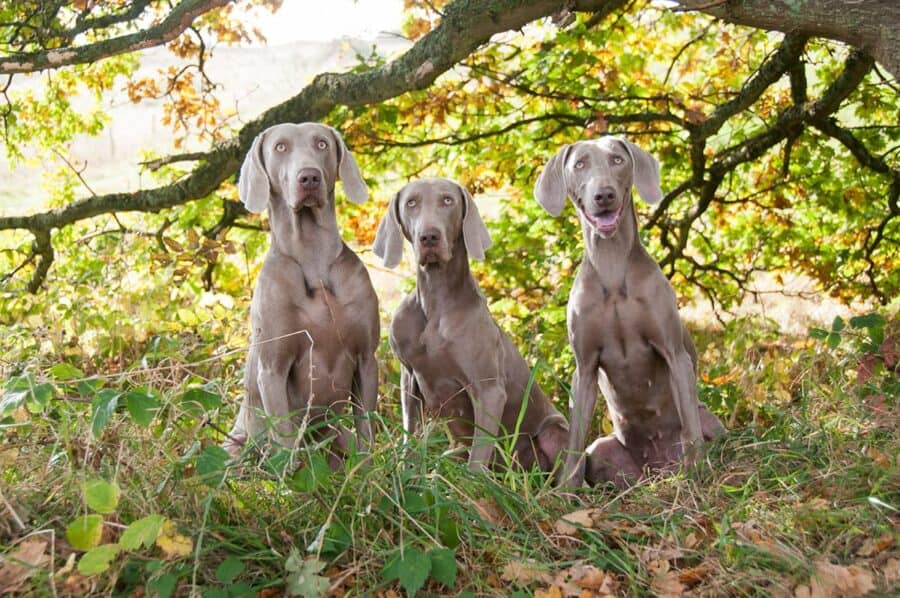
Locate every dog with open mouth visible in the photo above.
<box><xmin>535</xmin><ymin>136</ymin><xmax>725</xmax><ymax>487</ymax></box>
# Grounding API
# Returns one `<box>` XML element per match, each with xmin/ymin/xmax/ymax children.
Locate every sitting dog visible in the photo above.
<box><xmin>224</xmin><ymin>122</ymin><xmax>380</xmax><ymax>463</ymax></box>
<box><xmin>534</xmin><ymin>137</ymin><xmax>725</xmax><ymax>487</ymax></box>
<box><xmin>373</xmin><ymin>177</ymin><xmax>568</xmax><ymax>471</ymax></box>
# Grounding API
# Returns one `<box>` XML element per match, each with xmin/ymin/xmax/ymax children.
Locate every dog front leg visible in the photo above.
<box><xmin>256</xmin><ymin>356</ymin><xmax>297</xmax><ymax>448</ymax></box>
<box><xmin>468</xmin><ymin>382</ymin><xmax>506</xmax><ymax>471</ymax></box>
<box><xmin>400</xmin><ymin>365</ymin><xmax>424</xmax><ymax>444</ymax></box>
<box><xmin>560</xmin><ymin>363</ymin><xmax>599</xmax><ymax>487</ymax></box>
<box><xmin>352</xmin><ymin>351</ymin><xmax>379</xmax><ymax>451</ymax></box>
<box><xmin>651</xmin><ymin>341</ymin><xmax>703</xmax><ymax>460</ymax></box>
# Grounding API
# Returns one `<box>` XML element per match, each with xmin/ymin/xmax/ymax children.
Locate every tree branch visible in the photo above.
<box><xmin>0</xmin><ymin>0</ymin><xmax>231</xmax><ymax>75</ymax></box>
<box><xmin>0</xmin><ymin>0</ymin><xmax>627</xmax><ymax>290</ymax></box>
<box><xmin>673</xmin><ymin>0</ymin><xmax>899</xmax><ymax>78</ymax></box>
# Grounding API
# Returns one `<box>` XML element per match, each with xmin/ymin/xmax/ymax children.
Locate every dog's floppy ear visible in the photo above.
<box><xmin>534</xmin><ymin>144</ymin><xmax>572</xmax><ymax>216</ymax></box>
<box><xmin>239</xmin><ymin>129</ymin><xmax>270</xmax><ymax>214</ymax></box>
<box><xmin>620</xmin><ymin>138</ymin><xmax>662</xmax><ymax>204</ymax></box>
<box><xmin>328</xmin><ymin>126</ymin><xmax>369</xmax><ymax>204</ymax></box>
<box><xmin>373</xmin><ymin>192</ymin><xmax>404</xmax><ymax>268</ymax></box>
<box><xmin>459</xmin><ymin>183</ymin><xmax>492</xmax><ymax>260</ymax></box>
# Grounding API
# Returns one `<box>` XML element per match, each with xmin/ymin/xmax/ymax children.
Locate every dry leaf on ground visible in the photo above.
<box><xmin>502</xmin><ymin>558</ymin><xmax>553</xmax><ymax>586</ymax></box>
<box><xmin>882</xmin><ymin>558</ymin><xmax>900</xmax><ymax>583</ymax></box>
<box><xmin>651</xmin><ymin>570</ymin><xmax>686</xmax><ymax>597</ymax></box>
<box><xmin>534</xmin><ymin>586</ymin><xmax>564</xmax><ymax>598</ymax></box>
<box><xmin>555</xmin><ymin>564</ymin><xmax>619</xmax><ymax>595</ymax></box>
<box><xmin>554</xmin><ymin>508</ymin><xmax>602</xmax><ymax>535</ymax></box>
<box><xmin>678</xmin><ymin>564</ymin><xmax>712</xmax><ymax>587</ymax></box>
<box><xmin>855</xmin><ymin>532</ymin><xmax>894</xmax><ymax>557</ymax></box>
<box><xmin>797</xmin><ymin>559</ymin><xmax>876</xmax><ymax>597</ymax></box>
<box><xmin>0</xmin><ymin>540</ymin><xmax>50</xmax><ymax>594</ymax></box>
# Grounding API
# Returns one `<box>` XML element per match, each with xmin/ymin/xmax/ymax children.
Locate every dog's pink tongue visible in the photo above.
<box><xmin>596</xmin><ymin>211</ymin><xmax>618</xmax><ymax>226</ymax></box>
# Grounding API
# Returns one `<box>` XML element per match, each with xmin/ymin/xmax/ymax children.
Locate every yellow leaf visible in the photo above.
<box><xmin>155</xmin><ymin>521</ymin><xmax>192</xmax><ymax>558</ymax></box>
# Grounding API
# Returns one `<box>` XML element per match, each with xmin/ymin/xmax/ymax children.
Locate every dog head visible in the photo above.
<box><xmin>373</xmin><ymin>177</ymin><xmax>492</xmax><ymax>269</ymax></box>
<box><xmin>534</xmin><ymin>137</ymin><xmax>662</xmax><ymax>239</ymax></box>
<box><xmin>238</xmin><ymin>122</ymin><xmax>368</xmax><ymax>214</ymax></box>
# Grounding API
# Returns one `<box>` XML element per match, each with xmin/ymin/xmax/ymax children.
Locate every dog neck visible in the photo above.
<box><xmin>582</xmin><ymin>195</ymin><xmax>640</xmax><ymax>292</ymax></box>
<box><xmin>269</xmin><ymin>191</ymin><xmax>343</xmax><ymax>288</ymax></box>
<box><xmin>416</xmin><ymin>236</ymin><xmax>482</xmax><ymax>319</ymax></box>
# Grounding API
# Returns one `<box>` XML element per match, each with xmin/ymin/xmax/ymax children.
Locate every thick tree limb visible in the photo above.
<box><xmin>0</xmin><ymin>0</ymin><xmax>231</xmax><ymax>75</ymax></box>
<box><xmin>674</xmin><ymin>0</ymin><xmax>899</xmax><ymax>78</ymax></box>
<box><xmin>0</xmin><ymin>0</ymin><xmax>627</xmax><ymax>290</ymax></box>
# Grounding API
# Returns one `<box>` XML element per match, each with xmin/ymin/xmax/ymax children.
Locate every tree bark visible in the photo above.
<box><xmin>676</xmin><ymin>0</ymin><xmax>899</xmax><ymax>77</ymax></box>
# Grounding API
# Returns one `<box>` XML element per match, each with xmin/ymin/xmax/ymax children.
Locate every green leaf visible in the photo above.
<box><xmin>289</xmin><ymin>452</ymin><xmax>331</xmax><ymax>493</ymax></box>
<box><xmin>66</xmin><ymin>514</ymin><xmax>104</xmax><ymax>551</ymax></box>
<box><xmin>179</xmin><ymin>386</ymin><xmax>222</xmax><ymax>417</ymax></box>
<box><xmin>120</xmin><ymin>514</ymin><xmax>165</xmax><ymax>550</ymax></box>
<box><xmin>381</xmin><ymin>547</ymin><xmax>431</xmax><ymax>596</ymax></box>
<box><xmin>428</xmin><ymin>547</ymin><xmax>457</xmax><ymax>587</ymax></box>
<box><xmin>147</xmin><ymin>572</ymin><xmax>177</xmax><ymax>598</ymax></box>
<box><xmin>849</xmin><ymin>313</ymin><xmax>886</xmax><ymax>330</ymax></box>
<box><xmin>49</xmin><ymin>362</ymin><xmax>84</xmax><ymax>381</ymax></box>
<box><xmin>196</xmin><ymin>445</ymin><xmax>230</xmax><ymax>487</ymax></box>
<box><xmin>84</xmin><ymin>479</ymin><xmax>120</xmax><ymax>514</ymax></box>
<box><xmin>91</xmin><ymin>389</ymin><xmax>121</xmax><ymax>438</ymax></box>
<box><xmin>285</xmin><ymin>550</ymin><xmax>329</xmax><ymax>598</ymax></box>
<box><xmin>827</xmin><ymin>332</ymin><xmax>841</xmax><ymax>349</ymax></box>
<box><xmin>77</xmin><ymin>543</ymin><xmax>122</xmax><ymax>575</ymax></box>
<box><xmin>25</xmin><ymin>383</ymin><xmax>55</xmax><ymax>413</ymax></box>
<box><xmin>125</xmin><ymin>390</ymin><xmax>160</xmax><ymax>427</ymax></box>
<box><xmin>809</xmin><ymin>327</ymin><xmax>829</xmax><ymax>340</ymax></box>
<box><xmin>831</xmin><ymin>315</ymin><xmax>845</xmax><ymax>333</ymax></box>
<box><xmin>227</xmin><ymin>582</ymin><xmax>254</xmax><ymax>598</ymax></box>
<box><xmin>215</xmin><ymin>556</ymin><xmax>245</xmax><ymax>584</ymax></box>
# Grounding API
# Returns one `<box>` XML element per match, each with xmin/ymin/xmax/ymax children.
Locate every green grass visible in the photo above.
<box><xmin>1</xmin><ymin>315</ymin><xmax>898</xmax><ymax>596</ymax></box>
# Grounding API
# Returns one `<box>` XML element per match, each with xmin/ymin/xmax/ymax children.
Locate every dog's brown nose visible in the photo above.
<box><xmin>419</xmin><ymin>228</ymin><xmax>441</xmax><ymax>248</ymax></box>
<box><xmin>593</xmin><ymin>186</ymin><xmax>616</xmax><ymax>206</ymax></box>
<box><xmin>298</xmin><ymin>168</ymin><xmax>321</xmax><ymax>190</ymax></box>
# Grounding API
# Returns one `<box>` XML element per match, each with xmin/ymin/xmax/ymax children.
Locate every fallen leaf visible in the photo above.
<box><xmin>501</xmin><ymin>559</ymin><xmax>553</xmax><ymax>586</ymax></box>
<box><xmin>640</xmin><ymin>545</ymin><xmax>685</xmax><ymax>565</ymax></box>
<box><xmin>649</xmin><ymin>561</ymin><xmax>685</xmax><ymax>598</ymax></box>
<box><xmin>865</xmin><ymin>447</ymin><xmax>891</xmax><ymax>468</ymax></box>
<box><xmin>882</xmin><ymin>558</ymin><xmax>900</xmax><ymax>583</ymax></box>
<box><xmin>554</xmin><ymin>508</ymin><xmax>602</xmax><ymax>535</ymax></box>
<box><xmin>808</xmin><ymin>559</ymin><xmax>875</xmax><ymax>597</ymax></box>
<box><xmin>0</xmin><ymin>540</ymin><xmax>50</xmax><ymax>593</ymax></box>
<box><xmin>155</xmin><ymin>520</ymin><xmax>193</xmax><ymax>558</ymax></box>
<box><xmin>534</xmin><ymin>586</ymin><xmax>564</xmax><ymax>598</ymax></box>
<box><xmin>557</xmin><ymin>564</ymin><xmax>619</xmax><ymax>594</ymax></box>
<box><xmin>856</xmin><ymin>532</ymin><xmax>894</xmax><ymax>557</ymax></box>
<box><xmin>678</xmin><ymin>564</ymin><xmax>711</xmax><ymax>587</ymax></box>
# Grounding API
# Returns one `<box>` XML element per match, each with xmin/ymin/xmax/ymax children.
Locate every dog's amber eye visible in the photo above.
<box><xmin>574</xmin><ymin>160</ymin><xmax>585</xmax><ymax>169</ymax></box>
<box><xmin>406</xmin><ymin>199</ymin><xmax>417</xmax><ymax>208</ymax></box>
<box><xmin>442</xmin><ymin>196</ymin><xmax>453</xmax><ymax>205</ymax></box>
<box><xmin>275</xmin><ymin>142</ymin><xmax>287</xmax><ymax>152</ymax></box>
<box><xmin>316</xmin><ymin>140</ymin><xmax>328</xmax><ymax>150</ymax></box>
<box><xmin>612</xmin><ymin>156</ymin><xmax>624</xmax><ymax>165</ymax></box>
